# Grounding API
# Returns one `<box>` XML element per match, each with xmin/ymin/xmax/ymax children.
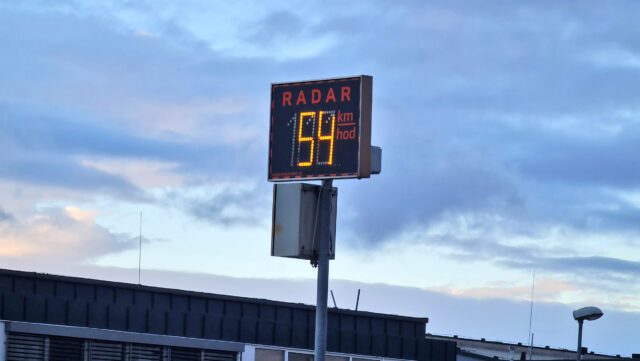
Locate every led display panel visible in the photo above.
<box><xmin>268</xmin><ymin>76</ymin><xmax>372</xmax><ymax>181</ymax></box>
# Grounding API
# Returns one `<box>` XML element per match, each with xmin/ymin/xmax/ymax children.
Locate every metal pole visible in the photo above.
<box><xmin>576</xmin><ymin>320</ymin><xmax>583</xmax><ymax>361</ymax></box>
<box><xmin>0</xmin><ymin>321</ymin><xmax>6</xmax><ymax>361</ymax></box>
<box><xmin>314</xmin><ymin>179</ymin><xmax>333</xmax><ymax>361</ymax></box>
<box><xmin>528</xmin><ymin>266</ymin><xmax>536</xmax><ymax>360</ymax></box>
<box><xmin>138</xmin><ymin>211</ymin><xmax>142</xmax><ymax>284</ymax></box>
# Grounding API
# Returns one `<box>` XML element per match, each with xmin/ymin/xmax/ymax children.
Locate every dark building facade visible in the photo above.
<box><xmin>0</xmin><ymin>268</ymin><xmax>456</xmax><ymax>361</ymax></box>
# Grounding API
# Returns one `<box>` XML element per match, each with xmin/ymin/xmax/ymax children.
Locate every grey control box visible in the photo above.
<box><xmin>271</xmin><ymin>183</ymin><xmax>337</xmax><ymax>260</ymax></box>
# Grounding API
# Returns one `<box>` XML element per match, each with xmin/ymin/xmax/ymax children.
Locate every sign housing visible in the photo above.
<box><xmin>271</xmin><ymin>183</ymin><xmax>337</xmax><ymax>260</ymax></box>
<box><xmin>268</xmin><ymin>75</ymin><xmax>372</xmax><ymax>181</ymax></box>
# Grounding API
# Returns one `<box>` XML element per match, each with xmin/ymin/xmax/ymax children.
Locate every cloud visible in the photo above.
<box><xmin>0</xmin><ymin>5</ymin><xmax>271</xmax><ymax>198</ymax></box>
<box><xmin>0</xmin><ymin>151</ymin><xmax>144</xmax><ymax>200</ymax></box>
<box><xmin>0</xmin><ymin>208</ymin><xmax>13</xmax><ymax>222</ymax></box>
<box><xmin>243</xmin><ymin>10</ymin><xmax>339</xmax><ymax>59</ymax></box>
<box><xmin>434</xmin><ymin>277</ymin><xmax>577</xmax><ymax>303</ymax></box>
<box><xmin>526</xmin><ymin>256</ymin><xmax>640</xmax><ymax>279</ymax></box>
<box><xmin>0</xmin><ymin>206</ymin><xmax>138</xmax><ymax>261</ymax></box>
<box><xmin>0</xmin><ymin>100</ymin><xmax>260</xmax><ymax>199</ymax></box>
<box><xmin>304</xmin><ymin>2</ymin><xmax>640</xmax><ymax>282</ymax></box>
<box><xmin>159</xmin><ymin>181</ymin><xmax>271</xmax><ymax>226</ymax></box>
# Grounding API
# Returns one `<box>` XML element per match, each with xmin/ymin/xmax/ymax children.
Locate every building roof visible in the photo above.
<box><xmin>0</xmin><ymin>268</ymin><xmax>455</xmax><ymax>361</ymax></box>
<box><xmin>426</xmin><ymin>334</ymin><xmax>632</xmax><ymax>361</ymax></box>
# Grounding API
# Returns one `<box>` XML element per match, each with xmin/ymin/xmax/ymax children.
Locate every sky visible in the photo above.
<box><xmin>0</xmin><ymin>0</ymin><xmax>639</xmax><ymax>356</ymax></box>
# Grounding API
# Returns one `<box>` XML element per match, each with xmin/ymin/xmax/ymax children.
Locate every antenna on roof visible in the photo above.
<box><xmin>330</xmin><ymin>290</ymin><xmax>338</xmax><ymax>308</ymax></box>
<box><xmin>527</xmin><ymin>265</ymin><xmax>536</xmax><ymax>360</ymax></box>
<box><xmin>138</xmin><ymin>211</ymin><xmax>142</xmax><ymax>285</ymax></box>
<box><xmin>355</xmin><ymin>289</ymin><xmax>361</xmax><ymax>311</ymax></box>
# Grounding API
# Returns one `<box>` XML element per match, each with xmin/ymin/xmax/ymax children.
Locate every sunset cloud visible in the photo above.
<box><xmin>0</xmin><ymin>206</ymin><xmax>136</xmax><ymax>261</ymax></box>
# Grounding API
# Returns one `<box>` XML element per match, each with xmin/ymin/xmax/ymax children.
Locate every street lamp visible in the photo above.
<box><xmin>573</xmin><ymin>306</ymin><xmax>603</xmax><ymax>361</ymax></box>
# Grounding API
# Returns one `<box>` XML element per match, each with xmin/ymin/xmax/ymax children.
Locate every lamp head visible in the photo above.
<box><xmin>573</xmin><ymin>306</ymin><xmax>603</xmax><ymax>322</ymax></box>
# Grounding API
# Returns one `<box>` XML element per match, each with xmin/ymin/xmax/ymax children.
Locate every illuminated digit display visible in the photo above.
<box><xmin>268</xmin><ymin>76</ymin><xmax>372</xmax><ymax>181</ymax></box>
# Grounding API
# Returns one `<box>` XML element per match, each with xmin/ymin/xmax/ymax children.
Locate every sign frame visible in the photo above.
<box><xmin>268</xmin><ymin>75</ymin><xmax>372</xmax><ymax>182</ymax></box>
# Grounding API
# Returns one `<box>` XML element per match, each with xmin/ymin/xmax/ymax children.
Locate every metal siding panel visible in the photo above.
<box><xmin>415</xmin><ymin>323</ymin><xmax>424</xmax><ymax>339</ymax></box>
<box><xmin>401</xmin><ymin>321</ymin><xmax>414</xmax><ymax>336</ymax></box>
<box><xmin>356</xmin><ymin>333</ymin><xmax>371</xmax><ymax>355</ymax></box>
<box><xmin>96</xmin><ymin>286</ymin><xmax>115</xmax><ymax>303</ymax></box>
<box><xmin>135</xmin><ymin>290</ymin><xmax>153</xmax><ymax>307</ymax></box>
<box><xmin>418</xmin><ymin>339</ymin><xmax>432</xmax><ymax>361</ymax></box>
<box><xmin>388</xmin><ymin>335</ymin><xmax>402</xmax><ymax>358</ymax></box>
<box><xmin>371</xmin><ymin>334</ymin><xmax>386</xmax><ymax>357</ymax></box>
<box><xmin>256</xmin><ymin>320</ymin><xmax>273</xmax><ymax>344</ymax></box>
<box><xmin>257</xmin><ymin>304</ymin><xmax>273</xmax><ymax>320</ymax></box>
<box><xmin>371</xmin><ymin>319</ymin><xmax>385</xmax><ymax>334</ymax></box>
<box><xmin>327</xmin><ymin>325</ymin><xmax>339</xmax><ymax>351</ymax></box>
<box><xmin>446</xmin><ymin>341</ymin><xmax>457</xmax><ymax>361</ymax></box>
<box><xmin>35</xmin><ymin>279</ymin><xmax>55</xmax><ymax>297</ymax></box>
<box><xmin>46</xmin><ymin>298</ymin><xmax>67</xmax><ymax>324</ymax></box>
<box><xmin>339</xmin><ymin>330</ymin><xmax>355</xmax><ymax>354</ymax></box>
<box><xmin>190</xmin><ymin>297</ymin><xmax>206</xmax><ymax>313</ymax></box>
<box><xmin>172</xmin><ymin>294</ymin><xmax>189</xmax><ymax>311</ymax></box>
<box><xmin>107</xmin><ymin>304</ymin><xmax>128</xmax><ymax>330</ymax></box>
<box><xmin>274</xmin><ymin>322</ymin><xmax>291</xmax><ymax>347</ymax></box>
<box><xmin>204</xmin><ymin>315</ymin><xmax>222</xmax><ymax>339</ymax></box>
<box><xmin>14</xmin><ymin>277</ymin><xmax>34</xmax><ymax>295</ymax></box>
<box><xmin>222</xmin><ymin>317</ymin><xmax>240</xmax><ymax>341</ymax></box>
<box><xmin>292</xmin><ymin>309</ymin><xmax>308</xmax><ymax>325</ymax></box>
<box><xmin>115</xmin><ymin>288</ymin><xmax>133</xmax><ymax>306</ymax></box>
<box><xmin>307</xmin><ymin>318</ymin><xmax>315</xmax><ymax>349</ymax></box>
<box><xmin>225</xmin><ymin>301</ymin><xmax>241</xmax><ymax>317</ymax></box>
<box><xmin>386</xmin><ymin>320</ymin><xmax>400</xmax><ymax>335</ymax></box>
<box><xmin>68</xmin><ymin>300</ymin><xmax>88</xmax><ymax>327</ymax></box>
<box><xmin>327</xmin><ymin>313</ymin><xmax>339</xmax><ymax>330</ymax></box>
<box><xmin>244</xmin><ymin>303</ymin><xmax>259</xmax><ymax>319</ymax></box>
<box><xmin>88</xmin><ymin>303</ymin><xmax>109</xmax><ymax>329</ymax></box>
<box><xmin>24</xmin><ymin>295</ymin><xmax>46</xmax><ymax>323</ymax></box>
<box><xmin>402</xmin><ymin>338</ymin><xmax>417</xmax><ymax>360</ymax></box>
<box><xmin>129</xmin><ymin>306</ymin><xmax>147</xmax><ymax>333</ymax></box>
<box><xmin>185</xmin><ymin>312</ymin><xmax>204</xmax><ymax>338</ymax></box>
<box><xmin>241</xmin><ymin>318</ymin><xmax>258</xmax><ymax>343</ymax></box>
<box><xmin>208</xmin><ymin>299</ymin><xmax>224</xmax><ymax>315</ymax></box>
<box><xmin>4</xmin><ymin>294</ymin><xmax>25</xmax><ymax>321</ymax></box>
<box><xmin>55</xmin><ymin>282</ymin><xmax>74</xmax><ymax>299</ymax></box>
<box><xmin>356</xmin><ymin>317</ymin><xmax>370</xmax><ymax>332</ymax></box>
<box><xmin>276</xmin><ymin>306</ymin><xmax>291</xmax><ymax>323</ymax></box>
<box><xmin>76</xmin><ymin>283</ymin><xmax>94</xmax><ymax>301</ymax></box>
<box><xmin>147</xmin><ymin>308</ymin><xmax>166</xmax><ymax>334</ymax></box>
<box><xmin>340</xmin><ymin>314</ymin><xmax>355</xmax><ymax>331</ymax></box>
<box><xmin>291</xmin><ymin>324</ymin><xmax>307</xmax><ymax>349</ymax></box>
<box><xmin>432</xmin><ymin>340</ymin><xmax>445</xmax><ymax>361</ymax></box>
<box><xmin>167</xmin><ymin>310</ymin><xmax>185</xmax><ymax>336</ymax></box>
<box><xmin>0</xmin><ymin>274</ymin><xmax>12</xmax><ymax>292</ymax></box>
<box><xmin>153</xmin><ymin>293</ymin><xmax>170</xmax><ymax>309</ymax></box>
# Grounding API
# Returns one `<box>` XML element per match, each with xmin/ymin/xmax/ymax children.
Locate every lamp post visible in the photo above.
<box><xmin>572</xmin><ymin>306</ymin><xmax>603</xmax><ymax>361</ymax></box>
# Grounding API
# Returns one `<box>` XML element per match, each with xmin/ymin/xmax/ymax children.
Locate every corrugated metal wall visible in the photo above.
<box><xmin>0</xmin><ymin>269</ymin><xmax>456</xmax><ymax>361</ymax></box>
<box><xmin>6</xmin><ymin>332</ymin><xmax>237</xmax><ymax>361</ymax></box>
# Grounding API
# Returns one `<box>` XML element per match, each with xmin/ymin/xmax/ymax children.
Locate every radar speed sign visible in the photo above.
<box><xmin>268</xmin><ymin>76</ymin><xmax>372</xmax><ymax>181</ymax></box>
